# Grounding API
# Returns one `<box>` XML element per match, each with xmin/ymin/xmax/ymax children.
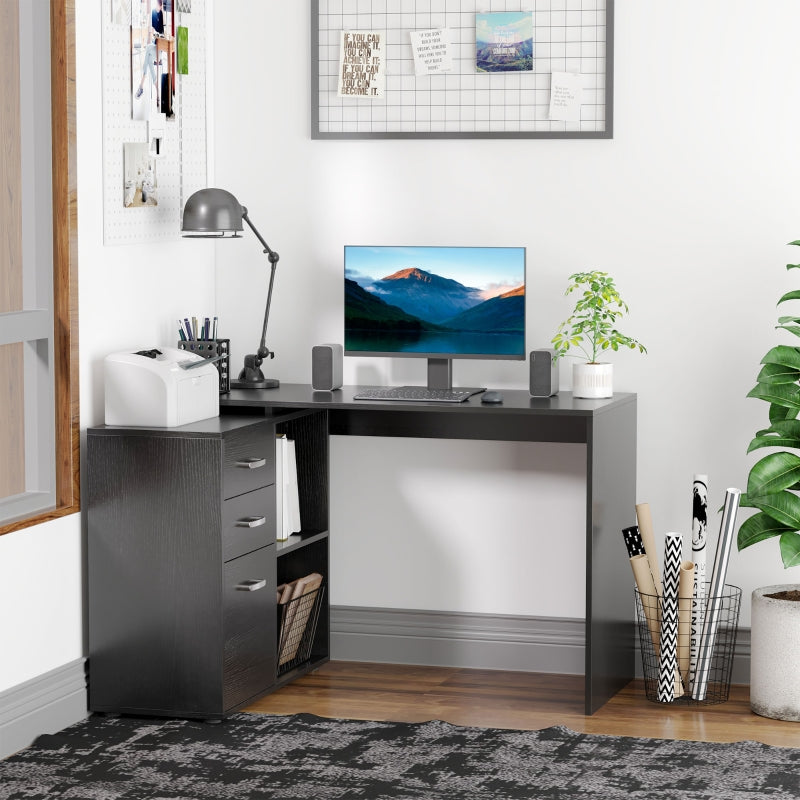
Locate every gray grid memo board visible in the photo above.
<box><xmin>312</xmin><ymin>0</ymin><xmax>613</xmax><ymax>139</ymax></box>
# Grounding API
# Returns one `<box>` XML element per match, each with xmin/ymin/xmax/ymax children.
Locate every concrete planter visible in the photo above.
<box><xmin>572</xmin><ymin>362</ymin><xmax>613</xmax><ymax>399</ymax></box>
<box><xmin>750</xmin><ymin>584</ymin><xmax>800</xmax><ymax>721</ymax></box>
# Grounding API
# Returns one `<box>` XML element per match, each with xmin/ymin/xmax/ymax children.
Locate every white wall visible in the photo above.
<box><xmin>213</xmin><ymin>0</ymin><xmax>800</xmax><ymax>626</ymax></box>
<box><xmin>0</xmin><ymin>0</ymin><xmax>216</xmax><ymax>693</ymax></box>
<box><xmin>4</xmin><ymin>0</ymin><xmax>800</xmax><ymax>696</ymax></box>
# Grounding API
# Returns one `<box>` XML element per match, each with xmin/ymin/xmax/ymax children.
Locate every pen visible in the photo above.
<box><xmin>204</xmin><ymin>317</ymin><xmax>210</xmax><ymax>340</ymax></box>
<box><xmin>184</xmin><ymin>317</ymin><xmax>194</xmax><ymax>340</ymax></box>
<box><xmin>177</xmin><ymin>320</ymin><xmax>187</xmax><ymax>341</ymax></box>
<box><xmin>192</xmin><ymin>316</ymin><xmax>198</xmax><ymax>340</ymax></box>
<box><xmin>212</xmin><ymin>316</ymin><xmax>218</xmax><ymax>340</ymax></box>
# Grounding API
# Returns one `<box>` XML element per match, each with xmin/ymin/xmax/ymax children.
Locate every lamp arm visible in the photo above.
<box><xmin>241</xmin><ymin>208</ymin><xmax>280</xmax><ymax>364</ymax></box>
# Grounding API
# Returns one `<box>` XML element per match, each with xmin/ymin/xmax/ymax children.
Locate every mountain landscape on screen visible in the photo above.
<box><xmin>345</xmin><ymin>266</ymin><xmax>524</xmax><ymax>356</ymax></box>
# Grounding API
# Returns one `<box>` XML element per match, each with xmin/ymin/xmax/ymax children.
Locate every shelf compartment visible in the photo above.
<box><xmin>276</xmin><ymin>584</ymin><xmax>325</xmax><ymax>677</ymax></box>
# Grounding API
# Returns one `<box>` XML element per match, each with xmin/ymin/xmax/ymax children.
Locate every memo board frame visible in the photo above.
<box><xmin>311</xmin><ymin>0</ymin><xmax>613</xmax><ymax>140</ymax></box>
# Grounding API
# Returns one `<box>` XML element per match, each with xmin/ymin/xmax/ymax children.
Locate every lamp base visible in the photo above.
<box><xmin>231</xmin><ymin>377</ymin><xmax>280</xmax><ymax>390</ymax></box>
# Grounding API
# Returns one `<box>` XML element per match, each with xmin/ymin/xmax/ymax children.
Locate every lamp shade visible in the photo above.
<box><xmin>182</xmin><ymin>188</ymin><xmax>244</xmax><ymax>235</ymax></box>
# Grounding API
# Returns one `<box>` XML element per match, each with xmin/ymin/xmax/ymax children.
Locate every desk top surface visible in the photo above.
<box><xmin>220</xmin><ymin>383</ymin><xmax>635</xmax><ymax>418</ymax></box>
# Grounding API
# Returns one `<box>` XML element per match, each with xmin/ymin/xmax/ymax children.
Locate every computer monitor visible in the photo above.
<box><xmin>344</xmin><ymin>245</ymin><xmax>526</xmax><ymax>390</ymax></box>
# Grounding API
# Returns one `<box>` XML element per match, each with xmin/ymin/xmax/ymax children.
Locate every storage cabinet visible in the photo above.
<box><xmin>87</xmin><ymin>412</ymin><xmax>329</xmax><ymax>720</ymax></box>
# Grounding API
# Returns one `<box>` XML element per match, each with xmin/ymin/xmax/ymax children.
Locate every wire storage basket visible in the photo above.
<box><xmin>635</xmin><ymin>583</ymin><xmax>741</xmax><ymax>705</ymax></box>
<box><xmin>276</xmin><ymin>584</ymin><xmax>324</xmax><ymax>677</ymax></box>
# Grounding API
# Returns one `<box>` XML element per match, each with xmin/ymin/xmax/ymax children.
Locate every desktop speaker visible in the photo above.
<box><xmin>529</xmin><ymin>349</ymin><xmax>559</xmax><ymax>397</ymax></box>
<box><xmin>311</xmin><ymin>343</ymin><xmax>343</xmax><ymax>391</ymax></box>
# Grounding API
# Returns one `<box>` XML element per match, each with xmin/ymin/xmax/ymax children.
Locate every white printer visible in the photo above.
<box><xmin>104</xmin><ymin>346</ymin><xmax>219</xmax><ymax>427</ymax></box>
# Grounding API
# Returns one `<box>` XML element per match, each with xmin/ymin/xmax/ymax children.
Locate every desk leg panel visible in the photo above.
<box><xmin>585</xmin><ymin>397</ymin><xmax>637</xmax><ymax>714</ymax></box>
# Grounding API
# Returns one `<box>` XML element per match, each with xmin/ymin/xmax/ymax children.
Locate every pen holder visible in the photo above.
<box><xmin>178</xmin><ymin>338</ymin><xmax>230</xmax><ymax>394</ymax></box>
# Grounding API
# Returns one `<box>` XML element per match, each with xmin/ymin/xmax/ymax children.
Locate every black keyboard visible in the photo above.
<box><xmin>353</xmin><ymin>386</ymin><xmax>484</xmax><ymax>403</ymax></box>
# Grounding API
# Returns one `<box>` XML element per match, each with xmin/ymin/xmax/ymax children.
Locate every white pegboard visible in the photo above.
<box><xmin>102</xmin><ymin>1</ymin><xmax>207</xmax><ymax>245</ymax></box>
<box><xmin>313</xmin><ymin>0</ymin><xmax>612</xmax><ymax>138</ymax></box>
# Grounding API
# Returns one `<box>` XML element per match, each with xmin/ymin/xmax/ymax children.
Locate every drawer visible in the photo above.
<box><xmin>222</xmin><ymin>487</ymin><xmax>275</xmax><ymax>562</ymax></box>
<box><xmin>223</xmin><ymin>546</ymin><xmax>276</xmax><ymax>711</ymax></box>
<box><xmin>222</xmin><ymin>423</ymin><xmax>275</xmax><ymax>499</ymax></box>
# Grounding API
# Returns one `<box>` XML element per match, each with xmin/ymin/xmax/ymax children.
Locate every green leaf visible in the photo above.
<box><xmin>761</xmin><ymin>345</ymin><xmax>800</xmax><ymax>369</ymax></box>
<box><xmin>747</xmin><ymin>382</ymin><xmax>800</xmax><ymax>410</ymax></box>
<box><xmin>777</xmin><ymin>290</ymin><xmax>800</xmax><ymax>305</ymax></box>
<box><xmin>776</xmin><ymin>325</ymin><xmax>800</xmax><ymax>339</ymax></box>
<box><xmin>769</xmin><ymin>403</ymin><xmax>800</xmax><ymax>424</ymax></box>
<box><xmin>747</xmin><ymin>451</ymin><xmax>800</xmax><ymax>496</ymax></box>
<box><xmin>780</xmin><ymin>532</ymin><xmax>800</xmax><ymax>567</ymax></box>
<box><xmin>749</xmin><ymin>490</ymin><xmax>800</xmax><ymax>528</ymax></box>
<box><xmin>747</xmin><ymin>434</ymin><xmax>800</xmax><ymax>453</ymax></box>
<box><xmin>756</xmin><ymin>362</ymin><xmax>800</xmax><ymax>384</ymax></box>
<box><xmin>737</xmin><ymin>511</ymin><xmax>793</xmax><ymax>550</ymax></box>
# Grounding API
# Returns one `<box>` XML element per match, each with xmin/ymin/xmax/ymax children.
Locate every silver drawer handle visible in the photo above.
<box><xmin>236</xmin><ymin>457</ymin><xmax>266</xmax><ymax>469</ymax></box>
<box><xmin>236</xmin><ymin>516</ymin><xmax>266</xmax><ymax>528</ymax></box>
<box><xmin>235</xmin><ymin>579</ymin><xmax>267</xmax><ymax>592</ymax></box>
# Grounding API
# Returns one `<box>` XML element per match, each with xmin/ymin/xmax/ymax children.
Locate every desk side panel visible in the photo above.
<box><xmin>585</xmin><ymin>396</ymin><xmax>637</xmax><ymax>714</ymax></box>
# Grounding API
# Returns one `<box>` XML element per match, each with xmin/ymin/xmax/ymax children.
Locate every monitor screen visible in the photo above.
<box><xmin>344</xmin><ymin>245</ymin><xmax>526</xmax><ymax>360</ymax></box>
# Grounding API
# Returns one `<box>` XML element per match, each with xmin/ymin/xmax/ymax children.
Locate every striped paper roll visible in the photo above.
<box><xmin>657</xmin><ymin>532</ymin><xmax>683</xmax><ymax>702</ymax></box>
<box><xmin>690</xmin><ymin>474</ymin><xmax>709</xmax><ymax>691</ymax></box>
<box><xmin>692</xmin><ymin>488</ymin><xmax>741</xmax><ymax>701</ymax></box>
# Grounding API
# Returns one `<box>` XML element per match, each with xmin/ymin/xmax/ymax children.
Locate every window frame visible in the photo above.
<box><xmin>0</xmin><ymin>0</ymin><xmax>79</xmax><ymax>537</ymax></box>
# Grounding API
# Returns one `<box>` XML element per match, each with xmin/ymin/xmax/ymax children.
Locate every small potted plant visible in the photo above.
<box><xmin>551</xmin><ymin>270</ymin><xmax>647</xmax><ymax>398</ymax></box>
<box><xmin>739</xmin><ymin>240</ymin><xmax>800</xmax><ymax>721</ymax></box>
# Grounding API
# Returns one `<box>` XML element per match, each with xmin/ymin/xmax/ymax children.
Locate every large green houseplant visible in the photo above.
<box><xmin>740</xmin><ymin>240</ymin><xmax>800</xmax><ymax>722</ymax></box>
<box><xmin>551</xmin><ymin>270</ymin><xmax>647</xmax><ymax>398</ymax></box>
<box><xmin>740</xmin><ymin>244</ymin><xmax>800</xmax><ymax>569</ymax></box>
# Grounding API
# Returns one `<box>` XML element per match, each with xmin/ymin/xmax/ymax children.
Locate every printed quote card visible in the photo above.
<box><xmin>337</xmin><ymin>31</ymin><xmax>385</xmax><ymax>98</ymax></box>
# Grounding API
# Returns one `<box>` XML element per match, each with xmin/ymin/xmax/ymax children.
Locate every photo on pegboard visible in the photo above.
<box><xmin>131</xmin><ymin>0</ymin><xmax>176</xmax><ymax>121</ymax></box>
<box><xmin>123</xmin><ymin>142</ymin><xmax>158</xmax><ymax>208</ymax></box>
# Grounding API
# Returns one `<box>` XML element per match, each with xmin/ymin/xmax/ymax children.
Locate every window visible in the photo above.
<box><xmin>0</xmin><ymin>0</ymin><xmax>78</xmax><ymax>535</ymax></box>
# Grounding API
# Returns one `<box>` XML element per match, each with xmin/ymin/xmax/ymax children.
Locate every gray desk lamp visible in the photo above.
<box><xmin>182</xmin><ymin>188</ymin><xmax>280</xmax><ymax>389</ymax></box>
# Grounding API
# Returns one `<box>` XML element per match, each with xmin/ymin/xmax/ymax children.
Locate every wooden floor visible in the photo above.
<box><xmin>245</xmin><ymin>661</ymin><xmax>800</xmax><ymax>748</ymax></box>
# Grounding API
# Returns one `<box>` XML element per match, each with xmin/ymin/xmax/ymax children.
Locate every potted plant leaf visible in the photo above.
<box><xmin>739</xmin><ymin>239</ymin><xmax>800</xmax><ymax>721</ymax></box>
<box><xmin>551</xmin><ymin>270</ymin><xmax>647</xmax><ymax>398</ymax></box>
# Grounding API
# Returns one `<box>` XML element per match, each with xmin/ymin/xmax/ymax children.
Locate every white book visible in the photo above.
<box><xmin>285</xmin><ymin>438</ymin><xmax>302</xmax><ymax>535</ymax></box>
<box><xmin>275</xmin><ymin>433</ymin><xmax>288</xmax><ymax>541</ymax></box>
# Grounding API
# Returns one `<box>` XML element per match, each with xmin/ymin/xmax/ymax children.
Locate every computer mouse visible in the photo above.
<box><xmin>481</xmin><ymin>391</ymin><xmax>504</xmax><ymax>404</ymax></box>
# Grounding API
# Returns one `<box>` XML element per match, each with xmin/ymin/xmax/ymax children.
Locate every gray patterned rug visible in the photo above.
<box><xmin>0</xmin><ymin>712</ymin><xmax>798</xmax><ymax>799</ymax></box>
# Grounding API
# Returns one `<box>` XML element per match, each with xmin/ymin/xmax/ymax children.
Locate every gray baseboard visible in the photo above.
<box><xmin>331</xmin><ymin>606</ymin><xmax>752</xmax><ymax>685</ymax></box>
<box><xmin>331</xmin><ymin>606</ymin><xmax>586</xmax><ymax>674</ymax></box>
<box><xmin>0</xmin><ymin>658</ymin><xmax>88</xmax><ymax>760</ymax></box>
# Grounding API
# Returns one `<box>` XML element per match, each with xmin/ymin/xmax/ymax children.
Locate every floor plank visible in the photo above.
<box><xmin>245</xmin><ymin>661</ymin><xmax>800</xmax><ymax>748</ymax></box>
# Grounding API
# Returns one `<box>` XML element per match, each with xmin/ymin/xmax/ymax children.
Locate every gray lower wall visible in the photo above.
<box><xmin>331</xmin><ymin>605</ymin><xmax>752</xmax><ymax>686</ymax></box>
<box><xmin>0</xmin><ymin>658</ymin><xmax>88</xmax><ymax>760</ymax></box>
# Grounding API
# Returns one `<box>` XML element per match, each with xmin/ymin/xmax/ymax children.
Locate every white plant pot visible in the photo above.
<box><xmin>572</xmin><ymin>362</ymin><xmax>613</xmax><ymax>399</ymax></box>
<box><xmin>750</xmin><ymin>584</ymin><xmax>800</xmax><ymax>721</ymax></box>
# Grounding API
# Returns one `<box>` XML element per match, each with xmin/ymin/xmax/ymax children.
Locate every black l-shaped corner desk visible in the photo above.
<box><xmin>221</xmin><ymin>384</ymin><xmax>637</xmax><ymax>715</ymax></box>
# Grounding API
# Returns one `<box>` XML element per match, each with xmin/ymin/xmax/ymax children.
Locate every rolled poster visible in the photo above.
<box><xmin>621</xmin><ymin>525</ymin><xmax>646</xmax><ymax>558</ymax></box>
<box><xmin>692</xmin><ymin>488</ymin><xmax>741</xmax><ymax>701</ymax></box>
<box><xmin>689</xmin><ymin>474</ymin><xmax>708</xmax><ymax>691</ymax></box>
<box><xmin>657</xmin><ymin>532</ymin><xmax>683</xmax><ymax>702</ymax></box>
<box><xmin>630</xmin><ymin>553</ymin><xmax>660</xmax><ymax>652</ymax></box>
<box><xmin>635</xmin><ymin>502</ymin><xmax>662</xmax><ymax>596</ymax></box>
<box><xmin>678</xmin><ymin>560</ymin><xmax>695</xmax><ymax>685</ymax></box>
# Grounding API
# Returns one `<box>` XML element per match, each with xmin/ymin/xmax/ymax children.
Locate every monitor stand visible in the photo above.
<box><xmin>427</xmin><ymin>358</ymin><xmax>485</xmax><ymax>397</ymax></box>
